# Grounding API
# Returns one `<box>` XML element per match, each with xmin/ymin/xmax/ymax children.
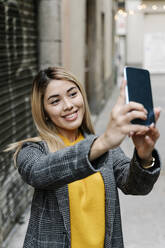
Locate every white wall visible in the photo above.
<box><xmin>126</xmin><ymin>0</ymin><xmax>165</xmax><ymax>69</ymax></box>
<box><xmin>126</xmin><ymin>0</ymin><xmax>143</xmax><ymax>66</ymax></box>
<box><xmin>143</xmin><ymin>2</ymin><xmax>165</xmax><ymax>73</ymax></box>
<box><xmin>104</xmin><ymin>0</ymin><xmax>113</xmax><ymax>79</ymax></box>
<box><xmin>38</xmin><ymin>0</ymin><xmax>62</xmax><ymax>68</ymax></box>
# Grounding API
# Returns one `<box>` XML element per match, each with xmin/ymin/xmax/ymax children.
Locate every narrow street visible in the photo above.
<box><xmin>95</xmin><ymin>74</ymin><xmax>165</xmax><ymax>248</ymax></box>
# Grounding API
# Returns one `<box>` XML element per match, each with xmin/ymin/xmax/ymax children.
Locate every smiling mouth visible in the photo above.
<box><xmin>62</xmin><ymin>110</ymin><xmax>78</xmax><ymax>121</ymax></box>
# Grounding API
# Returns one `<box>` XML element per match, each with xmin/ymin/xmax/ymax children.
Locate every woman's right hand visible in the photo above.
<box><xmin>101</xmin><ymin>81</ymin><xmax>149</xmax><ymax>150</ymax></box>
<box><xmin>89</xmin><ymin>81</ymin><xmax>149</xmax><ymax>161</ymax></box>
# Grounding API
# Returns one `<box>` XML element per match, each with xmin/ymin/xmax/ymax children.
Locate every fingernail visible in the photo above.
<box><xmin>150</xmin><ymin>123</ymin><xmax>155</xmax><ymax>128</ymax></box>
<box><xmin>130</xmin><ymin>131</ymin><xmax>134</xmax><ymax>136</ymax></box>
<box><xmin>157</xmin><ymin>106</ymin><xmax>162</xmax><ymax>112</ymax></box>
<box><xmin>144</xmin><ymin>109</ymin><xmax>148</xmax><ymax>114</ymax></box>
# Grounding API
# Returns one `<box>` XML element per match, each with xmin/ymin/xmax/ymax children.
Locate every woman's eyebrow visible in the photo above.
<box><xmin>48</xmin><ymin>94</ymin><xmax>59</xmax><ymax>100</ymax></box>
<box><xmin>67</xmin><ymin>86</ymin><xmax>77</xmax><ymax>93</ymax></box>
<box><xmin>48</xmin><ymin>86</ymin><xmax>77</xmax><ymax>100</ymax></box>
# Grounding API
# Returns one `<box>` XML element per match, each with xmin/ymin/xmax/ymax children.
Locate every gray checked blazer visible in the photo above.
<box><xmin>17</xmin><ymin>134</ymin><xmax>161</xmax><ymax>248</ymax></box>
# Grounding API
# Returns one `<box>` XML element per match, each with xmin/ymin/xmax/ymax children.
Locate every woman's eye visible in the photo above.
<box><xmin>70</xmin><ymin>92</ymin><xmax>77</xmax><ymax>97</ymax></box>
<box><xmin>51</xmin><ymin>99</ymin><xmax>60</xmax><ymax>104</ymax></box>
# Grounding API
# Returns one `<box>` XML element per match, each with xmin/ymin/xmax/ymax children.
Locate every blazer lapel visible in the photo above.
<box><xmin>56</xmin><ymin>185</ymin><xmax>71</xmax><ymax>242</ymax></box>
<box><xmin>100</xmin><ymin>168</ymin><xmax>116</xmax><ymax>241</ymax></box>
<box><xmin>41</xmin><ymin>141</ymin><xmax>71</xmax><ymax>243</ymax></box>
<box><xmin>55</xmin><ymin>131</ymin><xmax>89</xmax><ymax>241</ymax></box>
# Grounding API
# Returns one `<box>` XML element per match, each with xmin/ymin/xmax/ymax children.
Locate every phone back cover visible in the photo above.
<box><xmin>126</xmin><ymin>67</ymin><xmax>155</xmax><ymax>125</ymax></box>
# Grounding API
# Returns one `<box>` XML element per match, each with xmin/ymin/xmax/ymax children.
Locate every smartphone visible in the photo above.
<box><xmin>124</xmin><ymin>66</ymin><xmax>155</xmax><ymax>126</ymax></box>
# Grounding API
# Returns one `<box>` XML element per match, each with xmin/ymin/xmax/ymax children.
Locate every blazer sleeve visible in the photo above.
<box><xmin>112</xmin><ymin>147</ymin><xmax>161</xmax><ymax>195</ymax></box>
<box><xmin>16</xmin><ymin>135</ymin><xmax>107</xmax><ymax>189</ymax></box>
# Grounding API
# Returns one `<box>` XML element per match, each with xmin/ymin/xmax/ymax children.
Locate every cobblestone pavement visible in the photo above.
<box><xmin>5</xmin><ymin>75</ymin><xmax>165</xmax><ymax>248</ymax></box>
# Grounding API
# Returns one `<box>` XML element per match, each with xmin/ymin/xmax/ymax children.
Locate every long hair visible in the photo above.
<box><xmin>5</xmin><ymin>67</ymin><xmax>95</xmax><ymax>166</ymax></box>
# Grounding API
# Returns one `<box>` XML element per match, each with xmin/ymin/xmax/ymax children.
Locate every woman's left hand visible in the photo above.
<box><xmin>131</xmin><ymin>107</ymin><xmax>161</xmax><ymax>161</ymax></box>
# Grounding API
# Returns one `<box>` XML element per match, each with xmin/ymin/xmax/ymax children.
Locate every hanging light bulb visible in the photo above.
<box><xmin>152</xmin><ymin>5</ymin><xmax>158</xmax><ymax>10</ymax></box>
<box><xmin>137</xmin><ymin>5</ymin><xmax>143</xmax><ymax>10</ymax></box>
<box><xmin>129</xmin><ymin>10</ymin><xmax>134</xmax><ymax>15</ymax></box>
<box><xmin>137</xmin><ymin>4</ymin><xmax>147</xmax><ymax>11</ymax></box>
<box><xmin>118</xmin><ymin>9</ymin><xmax>124</xmax><ymax>15</ymax></box>
<box><xmin>142</xmin><ymin>4</ymin><xmax>147</xmax><ymax>9</ymax></box>
<box><xmin>114</xmin><ymin>14</ymin><xmax>118</xmax><ymax>20</ymax></box>
<box><xmin>123</xmin><ymin>11</ymin><xmax>127</xmax><ymax>17</ymax></box>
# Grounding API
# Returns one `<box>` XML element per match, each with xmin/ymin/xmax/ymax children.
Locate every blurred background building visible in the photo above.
<box><xmin>38</xmin><ymin>0</ymin><xmax>116</xmax><ymax>114</ymax></box>
<box><xmin>0</xmin><ymin>0</ymin><xmax>165</xmax><ymax>247</ymax></box>
<box><xmin>115</xmin><ymin>0</ymin><xmax>165</xmax><ymax>84</ymax></box>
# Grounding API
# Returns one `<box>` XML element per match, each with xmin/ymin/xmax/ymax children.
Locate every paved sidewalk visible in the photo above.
<box><xmin>95</xmin><ymin>76</ymin><xmax>165</xmax><ymax>248</ymax></box>
<box><xmin>4</xmin><ymin>78</ymin><xmax>165</xmax><ymax>247</ymax></box>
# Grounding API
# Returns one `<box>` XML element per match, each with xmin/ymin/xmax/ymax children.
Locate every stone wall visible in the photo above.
<box><xmin>38</xmin><ymin>0</ymin><xmax>62</xmax><ymax>68</ymax></box>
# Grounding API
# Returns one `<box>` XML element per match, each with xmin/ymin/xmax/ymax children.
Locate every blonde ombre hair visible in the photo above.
<box><xmin>5</xmin><ymin>67</ymin><xmax>95</xmax><ymax>165</ymax></box>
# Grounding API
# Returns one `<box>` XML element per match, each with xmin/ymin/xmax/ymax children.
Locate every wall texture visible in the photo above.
<box><xmin>62</xmin><ymin>0</ymin><xmax>115</xmax><ymax>114</ymax></box>
<box><xmin>0</xmin><ymin>0</ymin><xmax>38</xmax><ymax>245</ymax></box>
<box><xmin>38</xmin><ymin>0</ymin><xmax>62</xmax><ymax>69</ymax></box>
<box><xmin>62</xmin><ymin>0</ymin><xmax>86</xmax><ymax>84</ymax></box>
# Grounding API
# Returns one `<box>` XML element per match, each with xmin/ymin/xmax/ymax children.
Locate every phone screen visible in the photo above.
<box><xmin>124</xmin><ymin>67</ymin><xmax>155</xmax><ymax>126</ymax></box>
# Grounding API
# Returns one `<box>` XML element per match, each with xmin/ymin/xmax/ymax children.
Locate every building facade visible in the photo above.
<box><xmin>114</xmin><ymin>0</ymin><xmax>165</xmax><ymax>86</ymax></box>
<box><xmin>126</xmin><ymin>0</ymin><xmax>165</xmax><ymax>73</ymax></box>
<box><xmin>39</xmin><ymin>0</ymin><xmax>116</xmax><ymax>114</ymax></box>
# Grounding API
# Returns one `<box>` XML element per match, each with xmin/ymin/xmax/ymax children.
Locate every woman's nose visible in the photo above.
<box><xmin>63</xmin><ymin>98</ymin><xmax>73</xmax><ymax>110</ymax></box>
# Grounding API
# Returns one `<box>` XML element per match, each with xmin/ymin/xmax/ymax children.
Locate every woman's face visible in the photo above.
<box><xmin>43</xmin><ymin>79</ymin><xmax>85</xmax><ymax>140</ymax></box>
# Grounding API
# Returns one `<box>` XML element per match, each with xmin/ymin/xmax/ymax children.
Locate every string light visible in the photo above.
<box><xmin>116</xmin><ymin>9</ymin><xmax>127</xmax><ymax>17</ymax></box>
<box><xmin>137</xmin><ymin>4</ymin><xmax>143</xmax><ymax>10</ymax></box>
<box><xmin>118</xmin><ymin>9</ymin><xmax>124</xmax><ymax>15</ymax></box>
<box><xmin>137</xmin><ymin>4</ymin><xmax>147</xmax><ymax>11</ymax></box>
<box><xmin>152</xmin><ymin>5</ymin><xmax>158</xmax><ymax>10</ymax></box>
<box><xmin>141</xmin><ymin>4</ymin><xmax>147</xmax><ymax>9</ymax></box>
<box><xmin>114</xmin><ymin>14</ymin><xmax>118</xmax><ymax>20</ymax></box>
<box><xmin>123</xmin><ymin>12</ymin><xmax>127</xmax><ymax>17</ymax></box>
<box><xmin>115</xmin><ymin>3</ymin><xmax>165</xmax><ymax>19</ymax></box>
<box><xmin>137</xmin><ymin>4</ymin><xmax>144</xmax><ymax>10</ymax></box>
<box><xmin>129</xmin><ymin>10</ymin><xmax>134</xmax><ymax>16</ymax></box>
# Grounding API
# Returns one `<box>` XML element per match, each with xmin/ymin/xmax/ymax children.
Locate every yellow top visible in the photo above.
<box><xmin>59</xmin><ymin>132</ymin><xmax>105</xmax><ymax>248</ymax></box>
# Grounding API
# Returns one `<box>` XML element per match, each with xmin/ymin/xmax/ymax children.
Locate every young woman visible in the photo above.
<box><xmin>7</xmin><ymin>67</ymin><xmax>160</xmax><ymax>248</ymax></box>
